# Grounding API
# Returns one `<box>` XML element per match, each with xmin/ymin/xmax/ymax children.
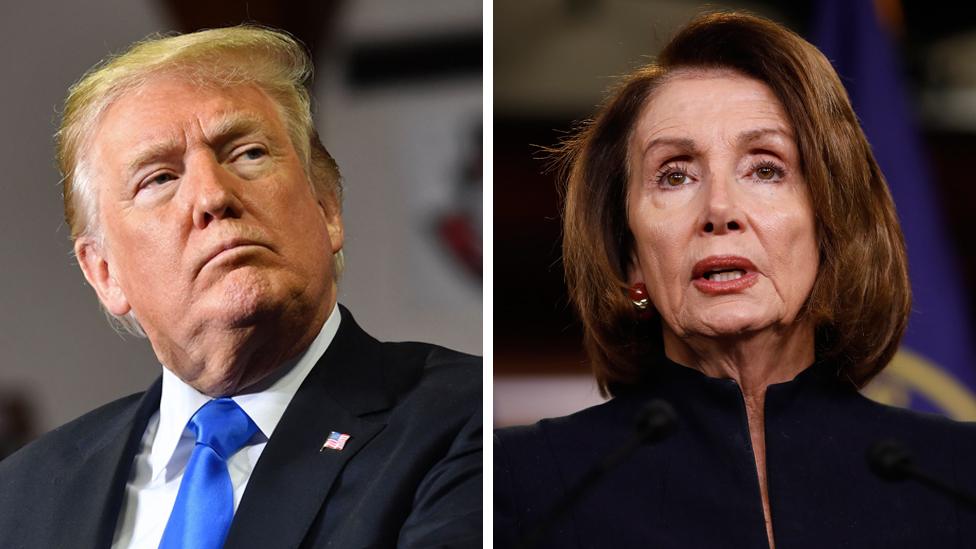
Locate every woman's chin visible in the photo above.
<box><xmin>683</xmin><ymin>304</ymin><xmax>778</xmax><ymax>338</ymax></box>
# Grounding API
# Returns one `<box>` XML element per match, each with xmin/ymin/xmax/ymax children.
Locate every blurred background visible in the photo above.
<box><xmin>495</xmin><ymin>0</ymin><xmax>976</xmax><ymax>427</ymax></box>
<box><xmin>0</xmin><ymin>0</ymin><xmax>481</xmax><ymax>459</ymax></box>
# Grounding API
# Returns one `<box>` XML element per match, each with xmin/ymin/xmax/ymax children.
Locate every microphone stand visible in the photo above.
<box><xmin>516</xmin><ymin>400</ymin><xmax>678</xmax><ymax>549</ymax></box>
<box><xmin>867</xmin><ymin>439</ymin><xmax>976</xmax><ymax>510</ymax></box>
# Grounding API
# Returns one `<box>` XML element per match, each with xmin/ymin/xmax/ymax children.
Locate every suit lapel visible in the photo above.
<box><xmin>225</xmin><ymin>307</ymin><xmax>394</xmax><ymax>549</ymax></box>
<box><xmin>58</xmin><ymin>378</ymin><xmax>162</xmax><ymax>548</ymax></box>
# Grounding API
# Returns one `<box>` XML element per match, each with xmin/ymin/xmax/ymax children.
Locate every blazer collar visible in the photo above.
<box><xmin>58</xmin><ymin>305</ymin><xmax>392</xmax><ymax>549</ymax></box>
<box><xmin>63</xmin><ymin>377</ymin><xmax>162</xmax><ymax>549</ymax></box>
<box><xmin>224</xmin><ymin>305</ymin><xmax>393</xmax><ymax>549</ymax></box>
<box><xmin>625</xmin><ymin>352</ymin><xmax>847</xmax><ymax>396</ymax></box>
<box><xmin>304</xmin><ymin>303</ymin><xmax>397</xmax><ymax>415</ymax></box>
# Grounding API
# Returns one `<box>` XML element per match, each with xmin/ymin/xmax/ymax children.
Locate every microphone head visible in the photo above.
<box><xmin>635</xmin><ymin>400</ymin><xmax>677</xmax><ymax>443</ymax></box>
<box><xmin>867</xmin><ymin>439</ymin><xmax>913</xmax><ymax>482</ymax></box>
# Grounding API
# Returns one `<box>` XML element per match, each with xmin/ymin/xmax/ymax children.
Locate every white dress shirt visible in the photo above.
<box><xmin>110</xmin><ymin>306</ymin><xmax>341</xmax><ymax>549</ymax></box>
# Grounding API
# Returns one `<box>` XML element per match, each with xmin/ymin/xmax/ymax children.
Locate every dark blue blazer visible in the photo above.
<box><xmin>0</xmin><ymin>306</ymin><xmax>482</xmax><ymax>548</ymax></box>
<box><xmin>495</xmin><ymin>357</ymin><xmax>976</xmax><ymax>548</ymax></box>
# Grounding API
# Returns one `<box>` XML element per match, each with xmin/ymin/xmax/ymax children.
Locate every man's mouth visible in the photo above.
<box><xmin>196</xmin><ymin>238</ymin><xmax>270</xmax><ymax>276</ymax></box>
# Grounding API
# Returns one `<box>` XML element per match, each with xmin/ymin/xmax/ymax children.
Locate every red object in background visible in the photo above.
<box><xmin>438</xmin><ymin>214</ymin><xmax>482</xmax><ymax>279</ymax></box>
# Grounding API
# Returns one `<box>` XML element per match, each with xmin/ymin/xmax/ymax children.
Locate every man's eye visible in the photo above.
<box><xmin>145</xmin><ymin>173</ymin><xmax>176</xmax><ymax>187</ymax></box>
<box><xmin>240</xmin><ymin>147</ymin><xmax>267</xmax><ymax>161</ymax></box>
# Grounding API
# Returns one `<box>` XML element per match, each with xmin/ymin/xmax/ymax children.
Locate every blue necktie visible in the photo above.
<box><xmin>159</xmin><ymin>398</ymin><xmax>258</xmax><ymax>549</ymax></box>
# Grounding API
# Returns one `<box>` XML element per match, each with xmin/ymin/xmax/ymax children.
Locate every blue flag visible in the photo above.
<box><xmin>811</xmin><ymin>0</ymin><xmax>976</xmax><ymax>419</ymax></box>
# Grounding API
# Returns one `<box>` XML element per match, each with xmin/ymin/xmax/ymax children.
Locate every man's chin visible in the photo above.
<box><xmin>207</xmin><ymin>301</ymin><xmax>285</xmax><ymax>331</ymax></box>
<box><xmin>197</xmin><ymin>293</ymin><xmax>286</xmax><ymax>331</ymax></box>
<box><xmin>188</xmin><ymin>372</ymin><xmax>243</xmax><ymax>398</ymax></box>
<box><xmin>201</xmin><ymin>267</ymin><xmax>288</xmax><ymax>320</ymax></box>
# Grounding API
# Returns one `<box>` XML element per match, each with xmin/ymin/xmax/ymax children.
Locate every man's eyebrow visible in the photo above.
<box><xmin>124</xmin><ymin>138</ymin><xmax>184</xmax><ymax>179</ymax></box>
<box><xmin>122</xmin><ymin>114</ymin><xmax>273</xmax><ymax>178</ymax></box>
<box><xmin>205</xmin><ymin>113</ymin><xmax>268</xmax><ymax>147</ymax></box>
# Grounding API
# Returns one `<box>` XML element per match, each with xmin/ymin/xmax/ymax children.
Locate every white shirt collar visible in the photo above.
<box><xmin>148</xmin><ymin>305</ymin><xmax>342</xmax><ymax>481</ymax></box>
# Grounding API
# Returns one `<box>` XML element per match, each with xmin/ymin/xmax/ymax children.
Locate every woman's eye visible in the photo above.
<box><xmin>756</xmin><ymin>166</ymin><xmax>777</xmax><ymax>180</ymax></box>
<box><xmin>655</xmin><ymin>165</ymin><xmax>693</xmax><ymax>188</ymax></box>
<box><xmin>752</xmin><ymin>161</ymin><xmax>785</xmax><ymax>182</ymax></box>
<box><xmin>666</xmin><ymin>171</ymin><xmax>688</xmax><ymax>186</ymax></box>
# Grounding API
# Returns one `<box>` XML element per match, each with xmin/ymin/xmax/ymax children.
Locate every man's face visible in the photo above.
<box><xmin>77</xmin><ymin>75</ymin><xmax>343</xmax><ymax>394</ymax></box>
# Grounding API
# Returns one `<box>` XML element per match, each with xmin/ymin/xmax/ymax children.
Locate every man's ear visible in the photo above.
<box><xmin>318</xmin><ymin>193</ymin><xmax>344</xmax><ymax>254</ymax></box>
<box><xmin>74</xmin><ymin>237</ymin><xmax>131</xmax><ymax>316</ymax></box>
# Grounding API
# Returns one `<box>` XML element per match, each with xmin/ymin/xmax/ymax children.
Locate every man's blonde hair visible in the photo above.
<box><xmin>57</xmin><ymin>25</ymin><xmax>342</xmax><ymax>242</ymax></box>
<box><xmin>57</xmin><ymin>25</ymin><xmax>343</xmax><ymax>336</ymax></box>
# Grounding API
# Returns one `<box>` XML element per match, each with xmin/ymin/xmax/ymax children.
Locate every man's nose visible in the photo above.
<box><xmin>187</xmin><ymin>155</ymin><xmax>244</xmax><ymax>229</ymax></box>
<box><xmin>700</xmin><ymin>174</ymin><xmax>744</xmax><ymax>235</ymax></box>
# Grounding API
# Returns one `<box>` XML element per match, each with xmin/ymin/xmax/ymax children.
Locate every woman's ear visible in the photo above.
<box><xmin>625</xmin><ymin>249</ymin><xmax>655</xmax><ymax>320</ymax></box>
<box><xmin>626</xmin><ymin>249</ymin><xmax>645</xmax><ymax>287</ymax></box>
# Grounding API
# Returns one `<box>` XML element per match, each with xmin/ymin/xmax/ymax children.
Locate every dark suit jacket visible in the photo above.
<box><xmin>0</xmin><ymin>306</ymin><xmax>482</xmax><ymax>548</ymax></box>
<box><xmin>495</xmin><ymin>356</ymin><xmax>976</xmax><ymax>548</ymax></box>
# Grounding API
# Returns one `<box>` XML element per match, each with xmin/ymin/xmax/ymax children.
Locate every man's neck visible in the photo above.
<box><xmin>150</xmin><ymin>299</ymin><xmax>335</xmax><ymax>397</ymax></box>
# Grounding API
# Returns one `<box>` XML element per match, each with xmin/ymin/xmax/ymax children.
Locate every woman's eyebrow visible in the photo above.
<box><xmin>642</xmin><ymin>128</ymin><xmax>793</xmax><ymax>158</ymax></box>
<box><xmin>643</xmin><ymin>136</ymin><xmax>699</xmax><ymax>157</ymax></box>
<box><xmin>735</xmin><ymin>127</ymin><xmax>793</xmax><ymax>147</ymax></box>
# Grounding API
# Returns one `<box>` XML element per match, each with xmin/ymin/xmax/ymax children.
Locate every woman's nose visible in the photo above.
<box><xmin>701</xmin><ymin>176</ymin><xmax>744</xmax><ymax>235</ymax></box>
<box><xmin>704</xmin><ymin>219</ymin><xmax>742</xmax><ymax>233</ymax></box>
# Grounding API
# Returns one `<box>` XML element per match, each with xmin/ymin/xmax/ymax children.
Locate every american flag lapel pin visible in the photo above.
<box><xmin>320</xmin><ymin>431</ymin><xmax>351</xmax><ymax>452</ymax></box>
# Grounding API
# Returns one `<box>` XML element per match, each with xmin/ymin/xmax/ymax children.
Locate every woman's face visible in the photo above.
<box><xmin>626</xmin><ymin>70</ymin><xmax>818</xmax><ymax>340</ymax></box>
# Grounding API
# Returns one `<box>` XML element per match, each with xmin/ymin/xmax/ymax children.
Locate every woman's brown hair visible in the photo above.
<box><xmin>557</xmin><ymin>12</ymin><xmax>910</xmax><ymax>395</ymax></box>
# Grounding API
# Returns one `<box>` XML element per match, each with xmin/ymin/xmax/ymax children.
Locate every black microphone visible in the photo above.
<box><xmin>517</xmin><ymin>400</ymin><xmax>678</xmax><ymax>549</ymax></box>
<box><xmin>867</xmin><ymin>439</ymin><xmax>976</xmax><ymax>509</ymax></box>
<box><xmin>635</xmin><ymin>400</ymin><xmax>678</xmax><ymax>443</ymax></box>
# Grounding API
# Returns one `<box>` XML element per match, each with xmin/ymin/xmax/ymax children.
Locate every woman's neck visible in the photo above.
<box><xmin>661</xmin><ymin>320</ymin><xmax>815</xmax><ymax>399</ymax></box>
<box><xmin>661</xmin><ymin>320</ymin><xmax>815</xmax><ymax>549</ymax></box>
